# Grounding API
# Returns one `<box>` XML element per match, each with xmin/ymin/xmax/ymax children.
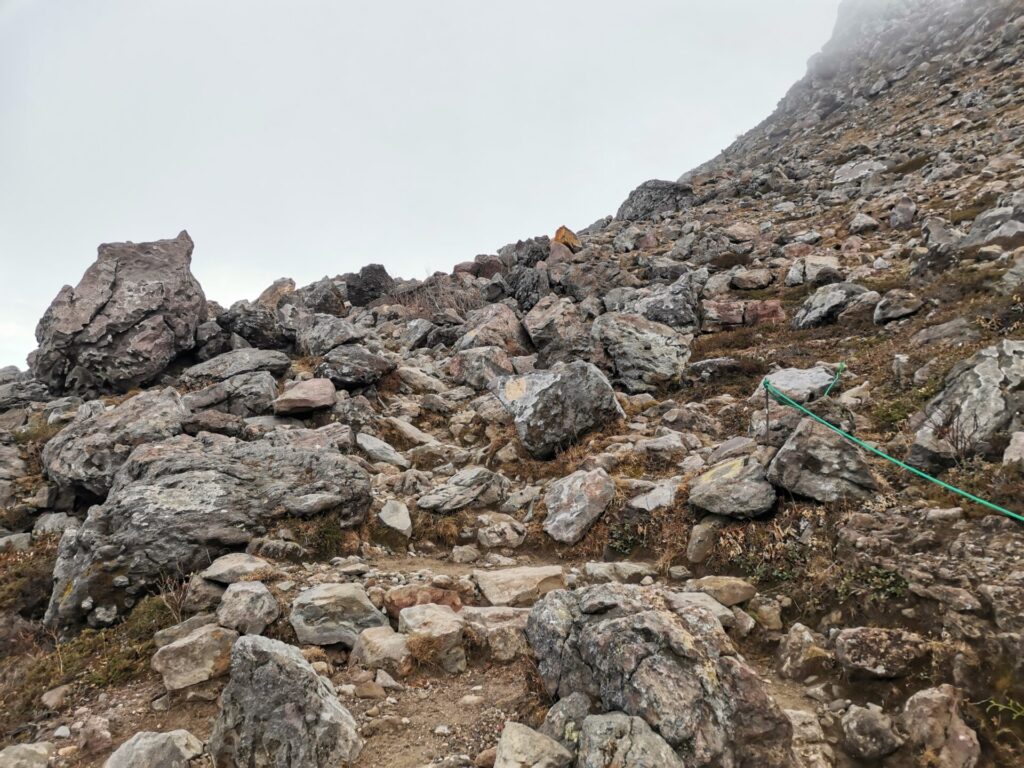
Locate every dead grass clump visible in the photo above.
<box><xmin>388</xmin><ymin>276</ymin><xmax>485</xmax><ymax>319</ymax></box>
<box><xmin>406</xmin><ymin>633</ymin><xmax>446</xmax><ymax>670</ymax></box>
<box><xmin>293</xmin><ymin>513</ymin><xmax>362</xmax><ymax>560</ymax></box>
<box><xmin>0</xmin><ymin>535</ymin><xmax>59</xmax><ymax>619</ymax></box>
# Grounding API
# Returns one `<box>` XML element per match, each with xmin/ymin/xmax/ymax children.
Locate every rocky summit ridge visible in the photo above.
<box><xmin>3</xmin><ymin>0</ymin><xmax>1024</xmax><ymax>766</ymax></box>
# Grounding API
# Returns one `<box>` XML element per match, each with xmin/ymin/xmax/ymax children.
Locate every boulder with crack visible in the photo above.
<box><xmin>490</xmin><ymin>361</ymin><xmax>624</xmax><ymax>459</ymax></box>
<box><xmin>526</xmin><ymin>583</ymin><xmax>794</xmax><ymax>767</ymax></box>
<box><xmin>767</xmin><ymin>419</ymin><xmax>880</xmax><ymax>503</ymax></box>
<box><xmin>32</xmin><ymin>231</ymin><xmax>207</xmax><ymax>395</ymax></box>
<box><xmin>45</xmin><ymin>432</ymin><xmax>371</xmax><ymax>631</ymax></box>
<box><xmin>208</xmin><ymin>635</ymin><xmax>363</xmax><ymax>767</ymax></box>
<box><xmin>591</xmin><ymin>312</ymin><xmax>691</xmax><ymax>394</ymax></box>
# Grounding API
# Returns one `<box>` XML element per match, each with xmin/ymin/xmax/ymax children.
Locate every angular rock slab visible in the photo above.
<box><xmin>577</xmin><ymin>713</ymin><xmax>685</xmax><ymax>768</ymax></box>
<box><xmin>32</xmin><ymin>231</ymin><xmax>206</xmax><ymax>395</ymax></box>
<box><xmin>543</xmin><ymin>469</ymin><xmax>616</xmax><ymax>544</ymax></box>
<box><xmin>526</xmin><ymin>583</ymin><xmax>794</xmax><ymax>767</ymax></box>
<box><xmin>289</xmin><ymin>583</ymin><xmax>388</xmax><ymax>647</ymax></box>
<box><xmin>104</xmin><ymin>729</ymin><xmax>203</xmax><ymax>768</ymax></box>
<box><xmin>208</xmin><ymin>635</ymin><xmax>363</xmax><ymax>767</ymax></box>
<box><xmin>767</xmin><ymin>419</ymin><xmax>879</xmax><ymax>503</ymax></box>
<box><xmin>45</xmin><ymin>433</ymin><xmax>371</xmax><ymax>631</ymax></box>
<box><xmin>491</xmin><ymin>361</ymin><xmax>624</xmax><ymax>459</ymax></box>
<box><xmin>493</xmin><ymin>721</ymin><xmax>573</xmax><ymax>768</ymax></box>
<box><xmin>591</xmin><ymin>312</ymin><xmax>691</xmax><ymax>394</ymax></box>
<box><xmin>688</xmin><ymin>456</ymin><xmax>776</xmax><ymax>519</ymax></box>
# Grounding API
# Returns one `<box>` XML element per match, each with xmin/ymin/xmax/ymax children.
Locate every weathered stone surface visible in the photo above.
<box><xmin>491</xmin><ymin>361</ymin><xmax>624</xmax><ymax>459</ymax></box>
<box><xmin>356</xmin><ymin>432</ymin><xmax>409</xmax><ymax>468</ymax></box>
<box><xmin>777</xmin><ymin>623</ymin><xmax>833</xmax><ymax>680</ymax></box>
<box><xmin>200</xmin><ymin>553</ymin><xmax>273</xmax><ymax>584</ymax></box>
<box><xmin>182</xmin><ymin>371</ymin><xmax>277</xmax><ymax>417</ymax></box>
<box><xmin>753</xmin><ymin>366</ymin><xmax>836</xmax><ymax>404</ymax></box>
<box><xmin>834</xmin><ymin>627</ymin><xmax>926</xmax><ymax>679</ymax></box>
<box><xmin>208</xmin><ymin>635</ymin><xmax>363</xmax><ymax>766</ymax></box>
<box><xmin>216</xmin><ymin>581</ymin><xmax>280</xmax><ymax>635</ymax></box>
<box><xmin>840</xmin><ymin>705</ymin><xmax>903</xmax><ymax>760</ymax></box>
<box><xmin>273</xmin><ymin>378</ymin><xmax>336</xmax><ymax>414</ymax></box>
<box><xmin>398</xmin><ymin>603</ymin><xmax>467</xmax><ymax>673</ymax></box>
<box><xmin>493</xmin><ymin>721</ymin><xmax>573</xmax><ymax>768</ymax></box>
<box><xmin>0</xmin><ymin>378</ymin><xmax>52</xmax><ymax>412</ymax></box>
<box><xmin>792</xmin><ymin>283</ymin><xmax>877</xmax><ymax>329</ymax></box>
<box><xmin>289</xmin><ymin>583</ymin><xmax>388</xmax><ymax>647</ymax></box>
<box><xmin>767</xmin><ymin>419</ymin><xmax>879</xmax><ymax>502</ymax></box>
<box><xmin>475</xmin><ymin>566</ymin><xmax>565</xmax><ymax>607</ymax></box>
<box><xmin>315</xmin><ymin>344</ymin><xmax>395</xmax><ymax>389</ymax></box>
<box><xmin>379</xmin><ymin>499</ymin><xmax>413</xmax><ymax>537</ymax></box>
<box><xmin>45</xmin><ymin>433</ymin><xmax>371</xmax><ymax>631</ymax></box>
<box><xmin>616</xmin><ymin>180</ymin><xmax>692</xmax><ymax>221</ymax></box>
<box><xmin>456</xmin><ymin>303</ymin><xmax>533</xmax><ymax>356</ymax></box>
<box><xmin>591</xmin><ymin>313</ymin><xmax>690</xmax><ymax>394</ymax></box>
<box><xmin>349</xmin><ymin>625</ymin><xmax>413</xmax><ymax>677</ymax></box>
<box><xmin>450</xmin><ymin>346</ymin><xmax>515</xmax><ymax>390</ymax></box>
<box><xmin>909</xmin><ymin>340</ymin><xmax>1024</xmax><ymax>470</ymax></box>
<box><xmin>104</xmin><ymin>729</ymin><xmax>204</xmax><ymax>768</ymax></box>
<box><xmin>477</xmin><ymin>512</ymin><xmax>527</xmax><ymax>549</ymax></box>
<box><xmin>543</xmin><ymin>469</ymin><xmax>615</xmax><ymax>544</ymax></box>
<box><xmin>686</xmin><ymin>575</ymin><xmax>756</xmax><ymax>607</ymax></box>
<box><xmin>522</xmin><ymin>295</ymin><xmax>594</xmax><ymax>367</ymax></box>
<box><xmin>417</xmin><ymin>467</ymin><xmax>510</xmax><ymax>514</ymax></box>
<box><xmin>899</xmin><ymin>685</ymin><xmax>980</xmax><ymax>768</ymax></box>
<box><xmin>577</xmin><ymin>713</ymin><xmax>685</xmax><ymax>768</ymax></box>
<box><xmin>179</xmin><ymin>348</ymin><xmax>291</xmax><ymax>386</ymax></box>
<box><xmin>151</xmin><ymin>624</ymin><xmax>237</xmax><ymax>691</ymax></box>
<box><xmin>527</xmin><ymin>584</ymin><xmax>793</xmax><ymax>767</ymax></box>
<box><xmin>344</xmin><ymin>263</ymin><xmax>394</xmax><ymax>307</ymax></box>
<box><xmin>295</xmin><ymin>314</ymin><xmax>365</xmax><ymax>356</ymax></box>
<box><xmin>459</xmin><ymin>605</ymin><xmax>531</xmax><ymax>662</ymax></box>
<box><xmin>873</xmin><ymin>289</ymin><xmax>923</xmax><ymax>324</ymax></box>
<box><xmin>33</xmin><ymin>231</ymin><xmax>206</xmax><ymax>395</ymax></box>
<box><xmin>0</xmin><ymin>742</ymin><xmax>54</xmax><ymax>768</ymax></box>
<box><xmin>688</xmin><ymin>456</ymin><xmax>776</xmax><ymax>518</ymax></box>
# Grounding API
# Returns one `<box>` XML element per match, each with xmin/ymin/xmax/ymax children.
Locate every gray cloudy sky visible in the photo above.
<box><xmin>0</xmin><ymin>0</ymin><xmax>842</xmax><ymax>369</ymax></box>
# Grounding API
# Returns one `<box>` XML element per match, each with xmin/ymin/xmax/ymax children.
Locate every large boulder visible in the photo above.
<box><xmin>493</xmin><ymin>721</ymin><xmax>573</xmax><ymax>768</ymax></box>
<box><xmin>766</xmin><ymin>419</ymin><xmax>879</xmax><ymax>503</ymax></box>
<box><xmin>178</xmin><ymin>348</ymin><xmax>291</xmax><ymax>386</ymax></box>
<box><xmin>791</xmin><ymin>283</ymin><xmax>878</xmax><ymax>329</ymax></box>
<box><xmin>491</xmin><ymin>362</ymin><xmax>624</xmax><ymax>459</ymax></box>
<box><xmin>527</xmin><ymin>584</ymin><xmax>794</xmax><ymax>767</ymax></box>
<box><xmin>627</xmin><ymin>273</ymin><xmax>703</xmax><ymax>334</ymax></box>
<box><xmin>343</xmin><ymin>263</ymin><xmax>394</xmax><ymax>307</ymax></box>
<box><xmin>45</xmin><ymin>433</ymin><xmax>371</xmax><ymax>631</ymax></box>
<box><xmin>591</xmin><ymin>313</ymin><xmax>691</xmax><ymax>394</ymax></box>
<box><xmin>908</xmin><ymin>340</ymin><xmax>1024</xmax><ymax>471</ymax></box>
<box><xmin>42</xmin><ymin>389</ymin><xmax>189</xmax><ymax>497</ymax></box>
<box><xmin>899</xmin><ymin>685</ymin><xmax>980</xmax><ymax>768</ymax></box>
<box><xmin>522</xmin><ymin>295</ymin><xmax>595</xmax><ymax>367</ymax></box>
<box><xmin>616</xmin><ymin>180</ymin><xmax>693</xmax><ymax>221</ymax></box>
<box><xmin>181</xmin><ymin>371</ymin><xmax>278</xmax><ymax>418</ymax></box>
<box><xmin>208</xmin><ymin>635</ymin><xmax>363</xmax><ymax>767</ymax></box>
<box><xmin>315</xmin><ymin>344</ymin><xmax>395</xmax><ymax>389</ymax></box>
<box><xmin>33</xmin><ymin>231</ymin><xmax>206</xmax><ymax>395</ymax></box>
<box><xmin>688</xmin><ymin>456</ymin><xmax>776</xmax><ymax>519</ymax></box>
<box><xmin>456</xmin><ymin>303</ymin><xmax>533</xmax><ymax>356</ymax></box>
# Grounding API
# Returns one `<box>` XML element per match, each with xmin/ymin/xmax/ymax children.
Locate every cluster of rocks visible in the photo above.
<box><xmin>4</xmin><ymin>0</ymin><xmax>1024</xmax><ymax>765</ymax></box>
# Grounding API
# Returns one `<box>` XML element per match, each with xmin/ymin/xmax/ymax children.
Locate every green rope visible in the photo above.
<box><xmin>822</xmin><ymin>362</ymin><xmax>846</xmax><ymax>398</ymax></box>
<box><xmin>763</xmin><ymin>378</ymin><xmax>1024</xmax><ymax>525</ymax></box>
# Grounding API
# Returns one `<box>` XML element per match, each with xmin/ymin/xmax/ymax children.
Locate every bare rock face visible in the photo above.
<box><xmin>45</xmin><ymin>432</ymin><xmax>371</xmax><ymax>632</ymax></box>
<box><xmin>616</xmin><ymin>180</ymin><xmax>693</xmax><ymax>221</ymax></box>
<box><xmin>527</xmin><ymin>583</ymin><xmax>794</xmax><ymax>767</ymax></box>
<box><xmin>490</xmin><ymin>361</ymin><xmax>624</xmax><ymax>459</ymax></box>
<box><xmin>42</xmin><ymin>388</ymin><xmax>190</xmax><ymax>497</ymax></box>
<box><xmin>208</xmin><ymin>635</ymin><xmax>363</xmax><ymax>767</ymax></box>
<box><xmin>33</xmin><ymin>231</ymin><xmax>207</xmax><ymax>395</ymax></box>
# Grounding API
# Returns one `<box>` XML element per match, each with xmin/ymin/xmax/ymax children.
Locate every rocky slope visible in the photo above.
<box><xmin>3</xmin><ymin>0</ymin><xmax>1024</xmax><ymax>766</ymax></box>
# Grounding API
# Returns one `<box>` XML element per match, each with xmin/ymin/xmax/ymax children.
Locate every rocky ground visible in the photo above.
<box><xmin>3</xmin><ymin>0</ymin><xmax>1024</xmax><ymax>766</ymax></box>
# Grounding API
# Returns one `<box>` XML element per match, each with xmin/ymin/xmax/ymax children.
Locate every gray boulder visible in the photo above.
<box><xmin>873</xmin><ymin>289</ymin><xmax>923</xmax><ymax>324</ymax></box>
<box><xmin>417</xmin><ymin>466</ymin><xmax>510</xmax><ymax>514</ymax></box>
<box><xmin>688</xmin><ymin>456</ymin><xmax>776</xmax><ymax>518</ymax></box>
<box><xmin>543</xmin><ymin>469</ymin><xmax>616</xmax><ymax>544</ymax></box>
<box><xmin>104</xmin><ymin>730</ymin><xmax>203</xmax><ymax>768</ymax></box>
<box><xmin>295</xmin><ymin>314</ymin><xmax>366</xmax><ymax>356</ymax></box>
<box><xmin>493</xmin><ymin>721</ymin><xmax>573</xmax><ymax>768</ymax></box>
<box><xmin>526</xmin><ymin>583</ymin><xmax>794</xmax><ymax>767</ymax></box>
<box><xmin>791</xmin><ymin>283</ymin><xmax>878</xmax><ymax>329</ymax></box>
<box><xmin>344</xmin><ymin>263</ymin><xmax>394</xmax><ymax>306</ymax></box>
<box><xmin>315</xmin><ymin>344</ymin><xmax>395</xmax><ymax>389</ymax></box>
<box><xmin>627</xmin><ymin>272</ymin><xmax>703</xmax><ymax>333</ymax></box>
<box><xmin>616</xmin><ymin>180</ymin><xmax>693</xmax><ymax>221</ymax></box>
<box><xmin>289</xmin><ymin>583</ymin><xmax>388</xmax><ymax>647</ymax></box>
<box><xmin>45</xmin><ymin>432</ymin><xmax>371</xmax><ymax>631</ymax></box>
<box><xmin>32</xmin><ymin>231</ymin><xmax>206</xmax><ymax>395</ymax></box>
<box><xmin>208</xmin><ymin>635</ymin><xmax>363</xmax><ymax>766</ymax></box>
<box><xmin>577</xmin><ymin>713</ymin><xmax>685</xmax><ymax>768</ymax></box>
<box><xmin>216</xmin><ymin>581</ymin><xmax>280</xmax><ymax>635</ymax></box>
<box><xmin>767</xmin><ymin>419</ymin><xmax>879</xmax><ymax>503</ymax></box>
<box><xmin>957</xmin><ymin>203</ymin><xmax>1024</xmax><ymax>253</ymax></box>
<box><xmin>219</xmin><ymin>299</ymin><xmax>292</xmax><ymax>349</ymax></box>
<box><xmin>181</xmin><ymin>371</ymin><xmax>278</xmax><ymax>417</ymax></box>
<box><xmin>834</xmin><ymin>627</ymin><xmax>927</xmax><ymax>679</ymax></box>
<box><xmin>522</xmin><ymin>295</ymin><xmax>595</xmax><ymax>367</ymax></box>
<box><xmin>839</xmin><ymin>705</ymin><xmax>903</xmax><ymax>761</ymax></box>
<box><xmin>42</xmin><ymin>389</ymin><xmax>189</xmax><ymax>496</ymax></box>
<box><xmin>0</xmin><ymin>378</ymin><xmax>52</xmax><ymax>412</ymax></box>
<box><xmin>909</xmin><ymin>340</ymin><xmax>1024</xmax><ymax>470</ymax></box>
<box><xmin>491</xmin><ymin>361</ymin><xmax>624</xmax><ymax>459</ymax></box>
<box><xmin>899</xmin><ymin>685</ymin><xmax>980</xmax><ymax>768</ymax></box>
<box><xmin>179</xmin><ymin>348</ymin><xmax>290</xmax><ymax>386</ymax></box>
<box><xmin>591</xmin><ymin>313</ymin><xmax>691</xmax><ymax>394</ymax></box>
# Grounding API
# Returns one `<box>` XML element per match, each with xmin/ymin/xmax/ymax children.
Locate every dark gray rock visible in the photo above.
<box><xmin>577</xmin><ymin>713</ymin><xmax>686</xmax><ymax>768</ymax></box>
<box><xmin>616</xmin><ymin>180</ymin><xmax>693</xmax><ymax>221</ymax></box>
<box><xmin>767</xmin><ymin>419</ymin><xmax>879</xmax><ymax>502</ymax></box>
<box><xmin>688</xmin><ymin>456</ymin><xmax>776</xmax><ymax>519</ymax></box>
<box><xmin>208</xmin><ymin>635</ymin><xmax>363</xmax><ymax>766</ymax></box>
<box><xmin>791</xmin><ymin>282</ymin><xmax>878</xmax><ymax>329</ymax></box>
<box><xmin>295</xmin><ymin>314</ymin><xmax>366</xmax><ymax>357</ymax></box>
<box><xmin>181</xmin><ymin>371</ymin><xmax>278</xmax><ymax>418</ymax></box>
<box><xmin>591</xmin><ymin>313</ymin><xmax>691</xmax><ymax>394</ymax></box>
<box><xmin>179</xmin><ymin>349</ymin><xmax>291</xmax><ymax>386</ymax></box>
<box><xmin>43</xmin><ymin>388</ymin><xmax>189</xmax><ymax>496</ymax></box>
<box><xmin>45</xmin><ymin>432</ymin><xmax>371</xmax><ymax>631</ymax></box>
<box><xmin>315</xmin><ymin>345</ymin><xmax>395</xmax><ymax>389</ymax></box>
<box><xmin>490</xmin><ymin>362</ymin><xmax>624</xmax><ymax>459</ymax></box>
<box><xmin>344</xmin><ymin>264</ymin><xmax>394</xmax><ymax>307</ymax></box>
<box><xmin>527</xmin><ymin>584</ymin><xmax>794</xmax><ymax>767</ymax></box>
<box><xmin>219</xmin><ymin>300</ymin><xmax>292</xmax><ymax>350</ymax></box>
<box><xmin>32</xmin><ymin>231</ymin><xmax>206</xmax><ymax>395</ymax></box>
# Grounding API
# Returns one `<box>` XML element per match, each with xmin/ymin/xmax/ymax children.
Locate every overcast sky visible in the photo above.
<box><xmin>0</xmin><ymin>0</ymin><xmax>842</xmax><ymax>369</ymax></box>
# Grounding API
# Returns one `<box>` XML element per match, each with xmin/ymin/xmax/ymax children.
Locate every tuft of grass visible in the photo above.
<box><xmin>0</xmin><ymin>536</ymin><xmax>59</xmax><ymax>619</ymax></box>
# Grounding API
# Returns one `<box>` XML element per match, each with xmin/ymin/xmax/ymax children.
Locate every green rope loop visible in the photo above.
<box><xmin>762</xmin><ymin>378</ymin><xmax>1024</xmax><ymax>525</ymax></box>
